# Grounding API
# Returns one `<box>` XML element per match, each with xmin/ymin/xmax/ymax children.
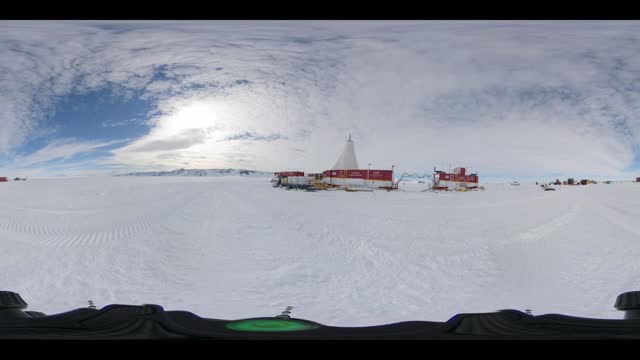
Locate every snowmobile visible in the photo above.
<box><xmin>2</xmin><ymin>290</ymin><xmax>640</xmax><ymax>339</ymax></box>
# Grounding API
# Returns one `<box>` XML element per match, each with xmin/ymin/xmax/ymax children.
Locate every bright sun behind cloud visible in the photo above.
<box><xmin>156</xmin><ymin>101</ymin><xmax>225</xmax><ymax>138</ymax></box>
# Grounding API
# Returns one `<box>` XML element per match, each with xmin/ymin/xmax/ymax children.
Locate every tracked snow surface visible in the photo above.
<box><xmin>1</xmin><ymin>177</ymin><xmax>639</xmax><ymax>325</ymax></box>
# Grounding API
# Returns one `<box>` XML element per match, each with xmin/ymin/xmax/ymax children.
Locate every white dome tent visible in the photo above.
<box><xmin>331</xmin><ymin>134</ymin><xmax>360</xmax><ymax>170</ymax></box>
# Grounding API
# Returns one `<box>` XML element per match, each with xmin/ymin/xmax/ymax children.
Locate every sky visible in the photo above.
<box><xmin>2</xmin><ymin>20</ymin><xmax>640</xmax><ymax>181</ymax></box>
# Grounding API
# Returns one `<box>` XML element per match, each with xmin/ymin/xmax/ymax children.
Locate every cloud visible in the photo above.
<box><xmin>128</xmin><ymin>128</ymin><xmax>209</xmax><ymax>152</ymax></box>
<box><xmin>101</xmin><ymin>118</ymin><xmax>143</xmax><ymax>128</ymax></box>
<box><xmin>3</xmin><ymin>21</ymin><xmax>640</xmax><ymax>178</ymax></box>
<box><xmin>11</xmin><ymin>138</ymin><xmax>128</xmax><ymax>168</ymax></box>
<box><xmin>221</xmin><ymin>131</ymin><xmax>285</xmax><ymax>142</ymax></box>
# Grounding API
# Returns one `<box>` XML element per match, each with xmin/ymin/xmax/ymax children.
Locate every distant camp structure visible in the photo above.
<box><xmin>432</xmin><ymin>167</ymin><xmax>479</xmax><ymax>191</ymax></box>
<box><xmin>272</xmin><ymin>134</ymin><xmax>482</xmax><ymax>193</ymax></box>
<box><xmin>548</xmin><ymin>177</ymin><xmax>601</xmax><ymax>186</ymax></box>
<box><xmin>0</xmin><ymin>177</ymin><xmax>27</xmax><ymax>182</ymax></box>
<box><xmin>271</xmin><ymin>171</ymin><xmax>306</xmax><ymax>189</ymax></box>
<box><xmin>272</xmin><ymin>134</ymin><xmax>395</xmax><ymax>191</ymax></box>
<box><xmin>322</xmin><ymin>134</ymin><xmax>394</xmax><ymax>190</ymax></box>
<box><xmin>271</xmin><ymin>141</ymin><xmax>639</xmax><ymax>192</ymax></box>
<box><xmin>564</xmin><ymin>178</ymin><xmax>596</xmax><ymax>185</ymax></box>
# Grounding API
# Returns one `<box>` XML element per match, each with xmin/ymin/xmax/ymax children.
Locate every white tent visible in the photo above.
<box><xmin>332</xmin><ymin>134</ymin><xmax>360</xmax><ymax>170</ymax></box>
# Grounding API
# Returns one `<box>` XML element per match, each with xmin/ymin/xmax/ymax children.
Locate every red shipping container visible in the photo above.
<box><xmin>323</xmin><ymin>169</ymin><xmax>393</xmax><ymax>181</ymax></box>
<box><xmin>325</xmin><ymin>170</ymin><xmax>346</xmax><ymax>178</ymax></box>
<box><xmin>0</xmin><ymin>177</ymin><xmax>7</xmax><ymax>182</ymax></box>
<box><xmin>368</xmin><ymin>170</ymin><xmax>393</xmax><ymax>181</ymax></box>
<box><xmin>346</xmin><ymin>170</ymin><xmax>366</xmax><ymax>179</ymax></box>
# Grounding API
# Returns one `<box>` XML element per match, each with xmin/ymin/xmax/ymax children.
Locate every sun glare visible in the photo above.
<box><xmin>158</xmin><ymin>101</ymin><xmax>232</xmax><ymax>139</ymax></box>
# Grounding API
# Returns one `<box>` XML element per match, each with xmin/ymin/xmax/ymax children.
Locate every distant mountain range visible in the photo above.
<box><xmin>116</xmin><ymin>168</ymin><xmax>273</xmax><ymax>177</ymax></box>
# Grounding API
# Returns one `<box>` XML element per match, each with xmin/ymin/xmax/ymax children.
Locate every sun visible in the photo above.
<box><xmin>156</xmin><ymin>100</ymin><xmax>235</xmax><ymax>140</ymax></box>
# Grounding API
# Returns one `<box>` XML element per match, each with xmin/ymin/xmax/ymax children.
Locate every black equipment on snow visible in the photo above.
<box><xmin>2</xmin><ymin>290</ymin><xmax>640</xmax><ymax>339</ymax></box>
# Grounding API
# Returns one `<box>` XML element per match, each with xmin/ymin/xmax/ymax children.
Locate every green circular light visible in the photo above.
<box><xmin>225</xmin><ymin>318</ymin><xmax>318</xmax><ymax>332</ymax></box>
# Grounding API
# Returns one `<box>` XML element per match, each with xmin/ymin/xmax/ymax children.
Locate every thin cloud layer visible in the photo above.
<box><xmin>11</xmin><ymin>138</ymin><xmax>127</xmax><ymax>168</ymax></box>
<box><xmin>2</xmin><ymin>21</ymin><xmax>640</xmax><ymax>179</ymax></box>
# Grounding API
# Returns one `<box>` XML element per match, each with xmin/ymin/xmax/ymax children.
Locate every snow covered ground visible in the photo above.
<box><xmin>2</xmin><ymin>176</ymin><xmax>640</xmax><ymax>326</ymax></box>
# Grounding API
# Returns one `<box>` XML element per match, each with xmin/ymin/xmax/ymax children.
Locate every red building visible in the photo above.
<box><xmin>322</xmin><ymin>169</ymin><xmax>394</xmax><ymax>188</ymax></box>
<box><xmin>433</xmin><ymin>167</ymin><xmax>478</xmax><ymax>191</ymax></box>
<box><xmin>0</xmin><ymin>177</ymin><xmax>7</xmax><ymax>182</ymax></box>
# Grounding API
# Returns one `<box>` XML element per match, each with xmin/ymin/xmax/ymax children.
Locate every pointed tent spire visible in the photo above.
<box><xmin>332</xmin><ymin>134</ymin><xmax>360</xmax><ymax>170</ymax></box>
